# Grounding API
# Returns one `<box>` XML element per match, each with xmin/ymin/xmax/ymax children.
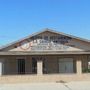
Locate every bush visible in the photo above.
<box><xmin>83</xmin><ymin>68</ymin><xmax>90</xmax><ymax>73</ymax></box>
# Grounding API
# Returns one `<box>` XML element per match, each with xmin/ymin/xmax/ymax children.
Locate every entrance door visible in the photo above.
<box><xmin>18</xmin><ymin>59</ymin><xmax>25</xmax><ymax>74</ymax></box>
<box><xmin>59</xmin><ymin>58</ymin><xmax>73</xmax><ymax>73</ymax></box>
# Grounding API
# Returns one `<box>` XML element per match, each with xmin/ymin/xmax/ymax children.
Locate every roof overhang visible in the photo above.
<box><xmin>0</xmin><ymin>51</ymin><xmax>90</xmax><ymax>56</ymax></box>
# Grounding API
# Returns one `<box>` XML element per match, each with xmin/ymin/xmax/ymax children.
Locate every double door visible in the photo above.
<box><xmin>59</xmin><ymin>58</ymin><xmax>73</xmax><ymax>73</ymax></box>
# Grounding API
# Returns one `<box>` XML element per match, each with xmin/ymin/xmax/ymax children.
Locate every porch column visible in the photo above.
<box><xmin>37</xmin><ymin>60</ymin><xmax>43</xmax><ymax>75</ymax></box>
<box><xmin>0</xmin><ymin>59</ymin><xmax>4</xmax><ymax>76</ymax></box>
<box><xmin>76</xmin><ymin>56</ymin><xmax>82</xmax><ymax>74</ymax></box>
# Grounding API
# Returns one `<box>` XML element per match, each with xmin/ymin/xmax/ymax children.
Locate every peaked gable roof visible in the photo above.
<box><xmin>0</xmin><ymin>28</ymin><xmax>90</xmax><ymax>51</ymax></box>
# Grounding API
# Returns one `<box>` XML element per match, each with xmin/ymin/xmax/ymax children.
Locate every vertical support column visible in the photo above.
<box><xmin>76</xmin><ymin>56</ymin><xmax>82</xmax><ymax>75</ymax></box>
<box><xmin>37</xmin><ymin>59</ymin><xmax>43</xmax><ymax>75</ymax></box>
<box><xmin>0</xmin><ymin>59</ymin><xmax>4</xmax><ymax>76</ymax></box>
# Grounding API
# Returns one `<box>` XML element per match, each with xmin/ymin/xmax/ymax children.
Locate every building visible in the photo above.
<box><xmin>0</xmin><ymin>29</ymin><xmax>90</xmax><ymax>83</ymax></box>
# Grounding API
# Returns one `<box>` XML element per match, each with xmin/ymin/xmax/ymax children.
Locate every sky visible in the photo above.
<box><xmin>0</xmin><ymin>0</ymin><xmax>90</xmax><ymax>46</ymax></box>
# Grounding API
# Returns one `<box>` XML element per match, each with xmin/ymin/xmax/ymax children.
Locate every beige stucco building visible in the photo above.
<box><xmin>0</xmin><ymin>29</ymin><xmax>90</xmax><ymax>83</ymax></box>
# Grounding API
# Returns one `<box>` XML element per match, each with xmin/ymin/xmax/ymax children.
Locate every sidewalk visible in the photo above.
<box><xmin>0</xmin><ymin>82</ymin><xmax>90</xmax><ymax>90</ymax></box>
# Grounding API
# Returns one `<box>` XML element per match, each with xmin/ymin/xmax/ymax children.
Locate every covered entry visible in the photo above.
<box><xmin>59</xmin><ymin>58</ymin><xmax>74</xmax><ymax>73</ymax></box>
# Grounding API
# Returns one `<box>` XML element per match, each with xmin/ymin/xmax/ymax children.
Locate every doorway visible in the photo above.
<box><xmin>32</xmin><ymin>57</ymin><xmax>37</xmax><ymax>74</ymax></box>
<box><xmin>59</xmin><ymin>58</ymin><xmax>73</xmax><ymax>73</ymax></box>
<box><xmin>18</xmin><ymin>59</ymin><xmax>25</xmax><ymax>74</ymax></box>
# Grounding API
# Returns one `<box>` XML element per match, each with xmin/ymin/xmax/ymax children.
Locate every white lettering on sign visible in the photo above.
<box><xmin>19</xmin><ymin>35</ymin><xmax>73</xmax><ymax>51</ymax></box>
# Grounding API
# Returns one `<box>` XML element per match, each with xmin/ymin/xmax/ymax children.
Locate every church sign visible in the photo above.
<box><xmin>19</xmin><ymin>35</ymin><xmax>73</xmax><ymax>51</ymax></box>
